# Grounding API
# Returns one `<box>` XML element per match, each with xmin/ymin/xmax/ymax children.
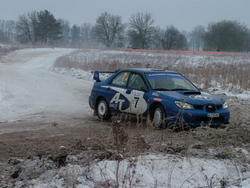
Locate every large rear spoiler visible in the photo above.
<box><xmin>93</xmin><ymin>70</ymin><xmax>118</xmax><ymax>82</ymax></box>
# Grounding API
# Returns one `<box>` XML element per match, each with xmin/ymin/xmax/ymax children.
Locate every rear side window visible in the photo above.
<box><xmin>111</xmin><ymin>72</ymin><xmax>130</xmax><ymax>87</ymax></box>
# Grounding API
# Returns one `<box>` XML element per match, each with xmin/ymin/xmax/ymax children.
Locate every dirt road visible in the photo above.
<box><xmin>0</xmin><ymin>48</ymin><xmax>93</xmax><ymax>134</ymax></box>
<box><xmin>0</xmin><ymin>48</ymin><xmax>100</xmax><ymax>185</ymax></box>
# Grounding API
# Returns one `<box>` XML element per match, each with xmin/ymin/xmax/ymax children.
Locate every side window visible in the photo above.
<box><xmin>128</xmin><ymin>73</ymin><xmax>147</xmax><ymax>90</ymax></box>
<box><xmin>111</xmin><ymin>72</ymin><xmax>130</xmax><ymax>87</ymax></box>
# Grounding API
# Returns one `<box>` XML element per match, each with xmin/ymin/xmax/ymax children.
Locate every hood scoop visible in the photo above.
<box><xmin>184</xmin><ymin>91</ymin><xmax>201</xmax><ymax>95</ymax></box>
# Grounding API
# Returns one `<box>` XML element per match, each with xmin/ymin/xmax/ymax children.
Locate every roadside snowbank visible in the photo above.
<box><xmin>14</xmin><ymin>153</ymin><xmax>250</xmax><ymax>188</ymax></box>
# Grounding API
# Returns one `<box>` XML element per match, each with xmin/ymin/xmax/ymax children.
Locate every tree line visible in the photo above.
<box><xmin>1</xmin><ymin>10</ymin><xmax>250</xmax><ymax>52</ymax></box>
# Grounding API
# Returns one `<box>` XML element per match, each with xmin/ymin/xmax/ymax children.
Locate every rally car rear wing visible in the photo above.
<box><xmin>93</xmin><ymin>70</ymin><xmax>119</xmax><ymax>82</ymax></box>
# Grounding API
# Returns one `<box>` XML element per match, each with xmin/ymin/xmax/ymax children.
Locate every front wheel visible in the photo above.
<box><xmin>96</xmin><ymin>98</ymin><xmax>111</xmax><ymax>120</ymax></box>
<box><xmin>151</xmin><ymin>104</ymin><xmax>166</xmax><ymax>128</ymax></box>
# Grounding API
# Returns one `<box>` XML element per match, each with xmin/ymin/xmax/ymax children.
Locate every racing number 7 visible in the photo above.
<box><xmin>134</xmin><ymin>97</ymin><xmax>139</xmax><ymax>108</ymax></box>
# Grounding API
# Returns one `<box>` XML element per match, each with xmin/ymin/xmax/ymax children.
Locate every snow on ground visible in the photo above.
<box><xmin>1</xmin><ymin>48</ymin><xmax>250</xmax><ymax>187</ymax></box>
<box><xmin>0</xmin><ymin>48</ymin><xmax>92</xmax><ymax>123</ymax></box>
<box><xmin>91</xmin><ymin>154</ymin><xmax>250</xmax><ymax>188</ymax></box>
<box><xmin>13</xmin><ymin>153</ymin><xmax>250</xmax><ymax>188</ymax></box>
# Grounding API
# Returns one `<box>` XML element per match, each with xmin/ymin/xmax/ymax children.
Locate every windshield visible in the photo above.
<box><xmin>146</xmin><ymin>73</ymin><xmax>199</xmax><ymax>92</ymax></box>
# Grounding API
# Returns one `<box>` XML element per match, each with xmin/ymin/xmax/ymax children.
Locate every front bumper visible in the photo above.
<box><xmin>166</xmin><ymin>108</ymin><xmax>230</xmax><ymax>127</ymax></box>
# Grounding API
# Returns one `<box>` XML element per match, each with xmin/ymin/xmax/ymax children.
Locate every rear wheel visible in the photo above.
<box><xmin>96</xmin><ymin>98</ymin><xmax>110</xmax><ymax>120</ymax></box>
<box><xmin>151</xmin><ymin>104</ymin><xmax>166</xmax><ymax>128</ymax></box>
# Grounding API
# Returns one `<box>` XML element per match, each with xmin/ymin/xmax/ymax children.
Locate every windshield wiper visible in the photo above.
<box><xmin>170</xmin><ymin>88</ymin><xmax>198</xmax><ymax>91</ymax></box>
<box><xmin>170</xmin><ymin>88</ymin><xmax>189</xmax><ymax>91</ymax></box>
<box><xmin>153</xmin><ymin>88</ymin><xmax>170</xmax><ymax>91</ymax></box>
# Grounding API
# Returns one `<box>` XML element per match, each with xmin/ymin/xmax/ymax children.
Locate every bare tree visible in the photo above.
<box><xmin>92</xmin><ymin>12</ymin><xmax>125</xmax><ymax>48</ymax></box>
<box><xmin>80</xmin><ymin>23</ymin><xmax>93</xmax><ymax>48</ymax></box>
<box><xmin>57</xmin><ymin>19</ymin><xmax>71</xmax><ymax>46</ymax></box>
<box><xmin>204</xmin><ymin>20</ymin><xmax>249</xmax><ymax>52</ymax></box>
<box><xmin>16</xmin><ymin>11</ymin><xmax>41</xmax><ymax>44</ymax></box>
<box><xmin>151</xmin><ymin>26</ymin><xmax>164</xmax><ymax>50</ymax></box>
<box><xmin>16</xmin><ymin>14</ymin><xmax>34</xmax><ymax>44</ymax></box>
<box><xmin>71</xmin><ymin>24</ymin><xmax>81</xmax><ymax>47</ymax></box>
<box><xmin>162</xmin><ymin>25</ymin><xmax>187</xmax><ymax>50</ymax></box>
<box><xmin>0</xmin><ymin>20</ymin><xmax>16</xmax><ymax>42</ymax></box>
<box><xmin>16</xmin><ymin>10</ymin><xmax>62</xmax><ymax>45</ymax></box>
<box><xmin>0</xmin><ymin>20</ymin><xmax>16</xmax><ymax>41</ymax></box>
<box><xmin>189</xmin><ymin>25</ymin><xmax>205</xmax><ymax>51</ymax></box>
<box><xmin>28</xmin><ymin>11</ymin><xmax>39</xmax><ymax>44</ymax></box>
<box><xmin>128</xmin><ymin>12</ymin><xmax>154</xmax><ymax>49</ymax></box>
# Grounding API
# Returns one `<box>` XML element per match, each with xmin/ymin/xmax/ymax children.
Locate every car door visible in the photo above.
<box><xmin>104</xmin><ymin>71</ymin><xmax>131</xmax><ymax>113</ymax></box>
<box><xmin>124</xmin><ymin>73</ymin><xmax>148</xmax><ymax>115</ymax></box>
<box><xmin>105</xmin><ymin>72</ymin><xmax>148</xmax><ymax>115</ymax></box>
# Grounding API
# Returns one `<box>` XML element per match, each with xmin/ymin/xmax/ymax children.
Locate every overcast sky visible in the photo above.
<box><xmin>1</xmin><ymin>0</ymin><xmax>249</xmax><ymax>31</ymax></box>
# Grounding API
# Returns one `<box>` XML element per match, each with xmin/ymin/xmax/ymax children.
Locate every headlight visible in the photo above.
<box><xmin>222</xmin><ymin>102</ymin><xmax>229</xmax><ymax>109</ymax></box>
<box><xmin>175</xmin><ymin>101</ymin><xmax>194</xmax><ymax>109</ymax></box>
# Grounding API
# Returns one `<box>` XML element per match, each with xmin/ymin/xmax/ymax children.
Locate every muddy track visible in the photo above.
<box><xmin>1</xmin><ymin>97</ymin><xmax>250</xmax><ymax>185</ymax></box>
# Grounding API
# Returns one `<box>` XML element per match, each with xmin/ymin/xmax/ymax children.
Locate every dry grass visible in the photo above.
<box><xmin>79</xmin><ymin>117</ymin><xmax>250</xmax><ymax>187</ymax></box>
<box><xmin>0</xmin><ymin>45</ymin><xmax>20</xmax><ymax>59</ymax></box>
<box><xmin>54</xmin><ymin>49</ymin><xmax>250</xmax><ymax>92</ymax></box>
<box><xmin>182</xmin><ymin>63</ymin><xmax>250</xmax><ymax>92</ymax></box>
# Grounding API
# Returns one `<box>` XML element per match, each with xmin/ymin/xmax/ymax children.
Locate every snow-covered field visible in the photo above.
<box><xmin>1</xmin><ymin>48</ymin><xmax>250</xmax><ymax>187</ymax></box>
<box><xmin>13</xmin><ymin>154</ymin><xmax>250</xmax><ymax>188</ymax></box>
<box><xmin>53</xmin><ymin>49</ymin><xmax>250</xmax><ymax>99</ymax></box>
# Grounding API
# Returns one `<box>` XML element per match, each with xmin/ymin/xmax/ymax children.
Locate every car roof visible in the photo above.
<box><xmin>118</xmin><ymin>68</ymin><xmax>178</xmax><ymax>74</ymax></box>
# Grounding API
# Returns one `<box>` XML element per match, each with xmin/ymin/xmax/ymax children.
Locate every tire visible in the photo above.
<box><xmin>96</xmin><ymin>98</ymin><xmax>111</xmax><ymax>120</ymax></box>
<box><xmin>151</xmin><ymin>104</ymin><xmax>166</xmax><ymax>128</ymax></box>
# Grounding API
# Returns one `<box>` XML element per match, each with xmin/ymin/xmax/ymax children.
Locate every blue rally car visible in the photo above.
<box><xmin>89</xmin><ymin>68</ymin><xmax>230</xmax><ymax>128</ymax></box>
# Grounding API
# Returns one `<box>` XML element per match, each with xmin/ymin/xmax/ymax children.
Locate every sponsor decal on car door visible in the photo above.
<box><xmin>102</xmin><ymin>86</ymin><xmax>147</xmax><ymax>115</ymax></box>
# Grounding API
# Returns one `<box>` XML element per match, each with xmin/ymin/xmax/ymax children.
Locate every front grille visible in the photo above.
<box><xmin>193</xmin><ymin>104</ymin><xmax>222</xmax><ymax>112</ymax></box>
<box><xmin>193</xmin><ymin>105</ymin><xmax>217</xmax><ymax>111</ymax></box>
<box><xmin>216</xmin><ymin>105</ymin><xmax>222</xmax><ymax>110</ymax></box>
<box><xmin>205</xmin><ymin>105</ymin><xmax>216</xmax><ymax>112</ymax></box>
<box><xmin>193</xmin><ymin>105</ymin><xmax>203</xmax><ymax>110</ymax></box>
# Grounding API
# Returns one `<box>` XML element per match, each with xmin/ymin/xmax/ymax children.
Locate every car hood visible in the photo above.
<box><xmin>156</xmin><ymin>91</ymin><xmax>225</xmax><ymax>105</ymax></box>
